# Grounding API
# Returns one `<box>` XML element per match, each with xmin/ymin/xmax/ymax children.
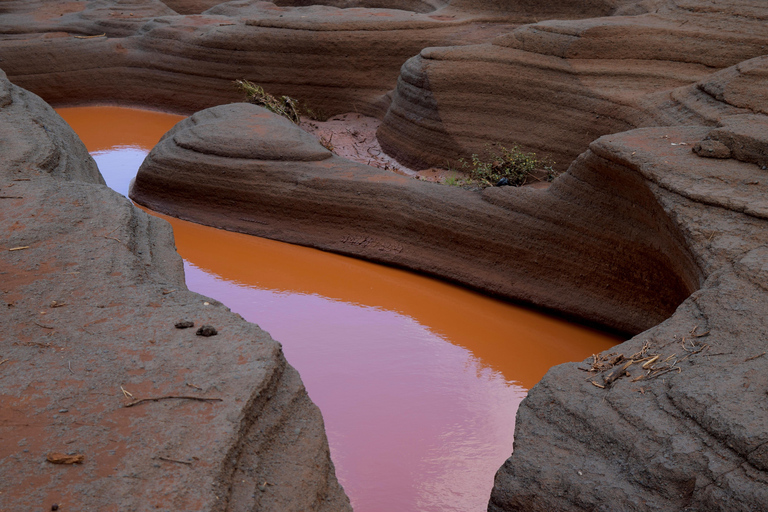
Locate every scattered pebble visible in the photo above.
<box><xmin>175</xmin><ymin>320</ymin><xmax>194</xmax><ymax>329</ymax></box>
<box><xmin>196</xmin><ymin>325</ymin><xmax>218</xmax><ymax>337</ymax></box>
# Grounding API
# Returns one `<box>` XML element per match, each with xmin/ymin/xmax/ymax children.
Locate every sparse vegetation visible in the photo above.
<box><xmin>319</xmin><ymin>132</ymin><xmax>335</xmax><ymax>152</ymax></box>
<box><xmin>235</xmin><ymin>79</ymin><xmax>300</xmax><ymax>124</ymax></box>
<box><xmin>459</xmin><ymin>144</ymin><xmax>558</xmax><ymax>187</ymax></box>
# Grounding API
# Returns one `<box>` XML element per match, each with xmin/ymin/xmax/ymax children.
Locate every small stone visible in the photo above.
<box><xmin>196</xmin><ymin>325</ymin><xmax>218</xmax><ymax>337</ymax></box>
<box><xmin>693</xmin><ymin>139</ymin><xmax>731</xmax><ymax>159</ymax></box>
<box><xmin>51</xmin><ymin>504</ymin><xmax>59</xmax><ymax>511</ymax></box>
<box><xmin>58</xmin><ymin>409</ymin><xmax>68</xmax><ymax>413</ymax></box>
<box><xmin>496</xmin><ymin>177</ymin><xmax>511</xmax><ymax>187</ymax></box>
<box><xmin>175</xmin><ymin>320</ymin><xmax>194</xmax><ymax>329</ymax></box>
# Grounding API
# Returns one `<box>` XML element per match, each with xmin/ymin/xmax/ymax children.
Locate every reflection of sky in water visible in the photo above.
<box><xmin>88</xmin><ymin>141</ymin><xmax>524</xmax><ymax>512</ymax></box>
<box><xmin>91</xmin><ymin>146</ymin><xmax>146</xmax><ymax>196</ymax></box>
<box><xmin>184</xmin><ymin>261</ymin><xmax>524</xmax><ymax>512</ymax></box>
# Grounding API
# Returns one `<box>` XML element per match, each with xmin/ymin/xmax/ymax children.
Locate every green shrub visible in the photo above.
<box><xmin>235</xmin><ymin>79</ymin><xmax>300</xmax><ymax>124</ymax></box>
<box><xmin>461</xmin><ymin>145</ymin><xmax>557</xmax><ymax>187</ymax></box>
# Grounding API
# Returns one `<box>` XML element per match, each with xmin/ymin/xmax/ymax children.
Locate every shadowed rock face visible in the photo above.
<box><xmin>130</xmin><ymin>103</ymin><xmax>700</xmax><ymax>334</ymax></box>
<box><xmin>0</xmin><ymin>71</ymin><xmax>350</xmax><ymax>512</ymax></box>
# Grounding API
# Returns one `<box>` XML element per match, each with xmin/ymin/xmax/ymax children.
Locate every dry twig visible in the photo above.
<box><xmin>157</xmin><ymin>456</ymin><xmax>192</xmax><ymax>465</ymax></box>
<box><xmin>124</xmin><ymin>396</ymin><xmax>223</xmax><ymax>408</ymax></box>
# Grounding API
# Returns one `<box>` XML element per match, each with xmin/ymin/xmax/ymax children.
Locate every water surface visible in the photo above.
<box><xmin>58</xmin><ymin>105</ymin><xmax>619</xmax><ymax>512</ymax></box>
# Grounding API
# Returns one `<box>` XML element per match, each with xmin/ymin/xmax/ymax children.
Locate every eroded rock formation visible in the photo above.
<box><xmin>130</xmin><ymin>102</ymin><xmax>699</xmax><ymax>334</ymax></box>
<box><xmin>129</xmin><ymin>64</ymin><xmax>768</xmax><ymax>512</ymax></box>
<box><xmin>0</xmin><ymin>0</ymin><xmax>656</xmax><ymax>118</ymax></box>
<box><xmin>3</xmin><ymin>0</ymin><xmax>768</xmax><ymax>510</ymax></box>
<box><xmin>378</xmin><ymin>1</ymin><xmax>768</xmax><ymax>169</ymax></box>
<box><xmin>0</xmin><ymin>70</ymin><xmax>350</xmax><ymax>511</ymax></box>
<box><xmin>490</xmin><ymin>119</ymin><xmax>768</xmax><ymax>512</ymax></box>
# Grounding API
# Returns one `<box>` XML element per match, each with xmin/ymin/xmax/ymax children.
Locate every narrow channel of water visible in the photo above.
<box><xmin>57</xmin><ymin>106</ymin><xmax>619</xmax><ymax>512</ymax></box>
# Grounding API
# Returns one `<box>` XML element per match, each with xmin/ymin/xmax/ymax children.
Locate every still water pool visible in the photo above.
<box><xmin>58</xmin><ymin>105</ymin><xmax>618</xmax><ymax>512</ymax></box>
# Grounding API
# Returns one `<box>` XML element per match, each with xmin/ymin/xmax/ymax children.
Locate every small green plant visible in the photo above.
<box><xmin>443</xmin><ymin>176</ymin><xmax>462</xmax><ymax>186</ymax></box>
<box><xmin>235</xmin><ymin>79</ymin><xmax>300</xmax><ymax>124</ymax></box>
<box><xmin>460</xmin><ymin>145</ymin><xmax>557</xmax><ymax>187</ymax></box>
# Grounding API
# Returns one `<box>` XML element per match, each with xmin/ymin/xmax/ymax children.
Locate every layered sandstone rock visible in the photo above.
<box><xmin>0</xmin><ymin>0</ymin><xmax>653</xmax><ymax>118</ymax></box>
<box><xmin>129</xmin><ymin>71</ymin><xmax>768</xmax><ymax>511</ymax></box>
<box><xmin>130</xmin><ymin>102</ymin><xmax>699</xmax><ymax>334</ymax></box>
<box><xmin>5</xmin><ymin>1</ymin><xmax>768</xmax><ymax>510</ymax></box>
<box><xmin>378</xmin><ymin>1</ymin><xmax>768</xmax><ymax>169</ymax></box>
<box><xmin>490</xmin><ymin>121</ymin><xmax>768</xmax><ymax>511</ymax></box>
<box><xmin>0</xmin><ymin>0</ymin><xmax>522</xmax><ymax>116</ymax></box>
<box><xmin>0</xmin><ymin>71</ymin><xmax>350</xmax><ymax>511</ymax></box>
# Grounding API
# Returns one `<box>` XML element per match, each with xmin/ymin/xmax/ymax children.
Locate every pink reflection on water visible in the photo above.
<box><xmin>184</xmin><ymin>261</ymin><xmax>524</xmax><ymax>512</ymax></box>
<box><xmin>58</xmin><ymin>105</ymin><xmax>619</xmax><ymax>512</ymax></box>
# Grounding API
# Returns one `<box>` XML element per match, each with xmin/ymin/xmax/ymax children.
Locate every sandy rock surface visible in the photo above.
<box><xmin>0</xmin><ymin>72</ymin><xmax>350</xmax><ymax>512</ymax></box>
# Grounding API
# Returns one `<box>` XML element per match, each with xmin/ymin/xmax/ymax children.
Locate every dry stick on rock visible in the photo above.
<box><xmin>746</xmin><ymin>352</ymin><xmax>766</xmax><ymax>362</ymax></box>
<box><xmin>47</xmin><ymin>452</ymin><xmax>84</xmax><ymax>464</ymax></box>
<box><xmin>125</xmin><ymin>396</ymin><xmax>223</xmax><ymax>408</ymax></box>
<box><xmin>603</xmin><ymin>360</ymin><xmax>635</xmax><ymax>387</ymax></box>
<box><xmin>9</xmin><ymin>246</ymin><xmax>29</xmax><ymax>251</ymax></box>
<box><xmin>96</xmin><ymin>235</ymin><xmax>122</xmax><ymax>243</ymax></box>
<box><xmin>157</xmin><ymin>456</ymin><xmax>193</xmax><ymax>465</ymax></box>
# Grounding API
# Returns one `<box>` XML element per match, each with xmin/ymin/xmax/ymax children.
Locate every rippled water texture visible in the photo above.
<box><xmin>58</xmin><ymin>106</ymin><xmax>619</xmax><ymax>512</ymax></box>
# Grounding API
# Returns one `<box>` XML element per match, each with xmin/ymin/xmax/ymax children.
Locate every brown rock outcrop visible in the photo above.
<box><xmin>490</xmin><ymin>121</ymin><xmax>768</xmax><ymax>511</ymax></box>
<box><xmin>0</xmin><ymin>0</ymin><xmax>522</xmax><ymax>116</ymax></box>
<box><xmin>378</xmin><ymin>1</ymin><xmax>768</xmax><ymax>169</ymax></box>
<box><xmin>128</xmin><ymin>68</ymin><xmax>768</xmax><ymax>511</ymax></box>
<box><xmin>0</xmin><ymin>0</ymin><xmax>655</xmax><ymax>118</ymax></box>
<box><xmin>5</xmin><ymin>1</ymin><xmax>768</xmax><ymax>510</ymax></box>
<box><xmin>0</xmin><ymin>71</ymin><xmax>350</xmax><ymax>511</ymax></box>
<box><xmin>130</xmin><ymin>102</ymin><xmax>699</xmax><ymax>334</ymax></box>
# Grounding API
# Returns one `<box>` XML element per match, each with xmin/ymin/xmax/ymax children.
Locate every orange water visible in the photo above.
<box><xmin>58</xmin><ymin>106</ymin><xmax>619</xmax><ymax>512</ymax></box>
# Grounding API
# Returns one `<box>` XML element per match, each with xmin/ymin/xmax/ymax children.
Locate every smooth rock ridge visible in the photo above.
<box><xmin>131</xmin><ymin>102</ymin><xmax>700</xmax><ymax>334</ymax></box>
